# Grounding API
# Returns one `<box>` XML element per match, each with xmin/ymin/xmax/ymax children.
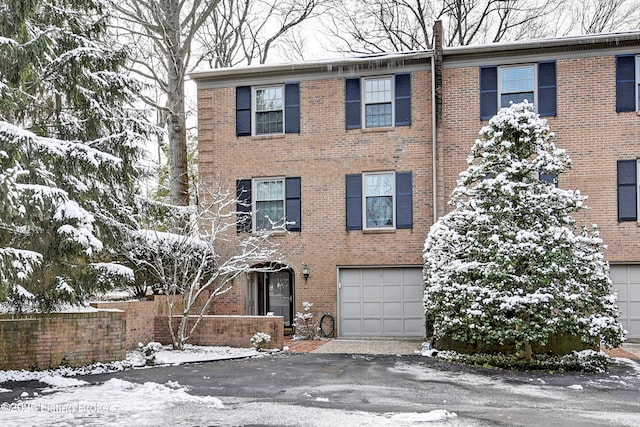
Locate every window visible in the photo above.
<box><xmin>617</xmin><ymin>160</ymin><xmax>638</xmax><ymax>221</ymax></box>
<box><xmin>500</xmin><ymin>65</ymin><xmax>534</xmax><ymax>107</ymax></box>
<box><xmin>255</xmin><ymin>178</ymin><xmax>285</xmax><ymax>230</ymax></box>
<box><xmin>236</xmin><ymin>83</ymin><xmax>300</xmax><ymax>136</ymax></box>
<box><xmin>364</xmin><ymin>77</ymin><xmax>393</xmax><ymax>128</ymax></box>
<box><xmin>364</xmin><ymin>172</ymin><xmax>394</xmax><ymax>228</ymax></box>
<box><xmin>345</xmin><ymin>74</ymin><xmax>411</xmax><ymax>129</ymax></box>
<box><xmin>346</xmin><ymin>171</ymin><xmax>412</xmax><ymax>230</ymax></box>
<box><xmin>480</xmin><ymin>61</ymin><xmax>556</xmax><ymax>120</ymax></box>
<box><xmin>616</xmin><ymin>55</ymin><xmax>640</xmax><ymax>112</ymax></box>
<box><xmin>236</xmin><ymin>177</ymin><xmax>301</xmax><ymax>232</ymax></box>
<box><xmin>254</xmin><ymin>86</ymin><xmax>283</xmax><ymax>135</ymax></box>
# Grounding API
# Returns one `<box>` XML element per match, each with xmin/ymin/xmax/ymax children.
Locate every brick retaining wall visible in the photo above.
<box><xmin>0</xmin><ymin>311</ymin><xmax>126</xmax><ymax>370</ymax></box>
<box><xmin>91</xmin><ymin>299</ymin><xmax>159</xmax><ymax>350</ymax></box>
<box><xmin>154</xmin><ymin>315</ymin><xmax>284</xmax><ymax>349</ymax></box>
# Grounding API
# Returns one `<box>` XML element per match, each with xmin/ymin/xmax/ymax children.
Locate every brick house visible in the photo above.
<box><xmin>191</xmin><ymin>27</ymin><xmax>640</xmax><ymax>341</ymax></box>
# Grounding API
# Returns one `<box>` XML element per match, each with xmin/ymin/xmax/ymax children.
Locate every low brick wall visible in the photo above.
<box><xmin>154</xmin><ymin>315</ymin><xmax>284</xmax><ymax>349</ymax></box>
<box><xmin>91</xmin><ymin>300</ymin><xmax>159</xmax><ymax>350</ymax></box>
<box><xmin>0</xmin><ymin>311</ymin><xmax>126</xmax><ymax>370</ymax></box>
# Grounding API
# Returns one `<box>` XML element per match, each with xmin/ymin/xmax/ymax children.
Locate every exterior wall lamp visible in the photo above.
<box><xmin>302</xmin><ymin>263</ymin><xmax>310</xmax><ymax>280</ymax></box>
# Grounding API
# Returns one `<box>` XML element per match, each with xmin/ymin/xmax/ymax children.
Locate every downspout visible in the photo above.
<box><xmin>432</xmin><ymin>20</ymin><xmax>444</xmax><ymax>224</ymax></box>
<box><xmin>431</xmin><ymin>53</ymin><xmax>437</xmax><ymax>224</ymax></box>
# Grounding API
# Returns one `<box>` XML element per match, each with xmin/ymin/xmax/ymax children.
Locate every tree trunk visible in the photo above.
<box><xmin>165</xmin><ymin>0</ymin><xmax>190</xmax><ymax>207</ymax></box>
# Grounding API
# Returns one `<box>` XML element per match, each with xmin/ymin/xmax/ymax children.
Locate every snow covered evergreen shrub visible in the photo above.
<box><xmin>423</xmin><ymin>102</ymin><xmax>625</xmax><ymax>359</ymax></box>
<box><xmin>250</xmin><ymin>332</ymin><xmax>271</xmax><ymax>350</ymax></box>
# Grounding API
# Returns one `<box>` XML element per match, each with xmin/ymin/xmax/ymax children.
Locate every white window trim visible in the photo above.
<box><xmin>362</xmin><ymin>171</ymin><xmax>396</xmax><ymax>230</ymax></box>
<box><xmin>361</xmin><ymin>76</ymin><xmax>394</xmax><ymax>129</ymax></box>
<box><xmin>252</xmin><ymin>177</ymin><xmax>286</xmax><ymax>232</ymax></box>
<box><xmin>498</xmin><ymin>64</ymin><xmax>537</xmax><ymax>110</ymax></box>
<box><xmin>252</xmin><ymin>85</ymin><xmax>285</xmax><ymax>136</ymax></box>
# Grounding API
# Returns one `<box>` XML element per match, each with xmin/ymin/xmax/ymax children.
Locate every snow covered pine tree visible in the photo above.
<box><xmin>423</xmin><ymin>102</ymin><xmax>625</xmax><ymax>359</ymax></box>
<box><xmin>0</xmin><ymin>0</ymin><xmax>148</xmax><ymax>311</ymax></box>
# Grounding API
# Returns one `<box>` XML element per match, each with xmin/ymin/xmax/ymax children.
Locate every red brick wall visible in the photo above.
<box><xmin>154</xmin><ymin>315</ymin><xmax>284</xmax><ymax>349</ymax></box>
<box><xmin>91</xmin><ymin>299</ymin><xmax>159</xmax><ymax>350</ymax></box>
<box><xmin>0</xmin><ymin>312</ymin><xmax>126</xmax><ymax>370</ymax></box>
<box><xmin>199</xmin><ymin>70</ymin><xmax>434</xmax><ymax>319</ymax></box>
<box><xmin>440</xmin><ymin>55</ymin><xmax>640</xmax><ymax>263</ymax></box>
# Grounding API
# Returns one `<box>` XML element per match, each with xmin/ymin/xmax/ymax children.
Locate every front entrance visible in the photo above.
<box><xmin>247</xmin><ymin>269</ymin><xmax>294</xmax><ymax>326</ymax></box>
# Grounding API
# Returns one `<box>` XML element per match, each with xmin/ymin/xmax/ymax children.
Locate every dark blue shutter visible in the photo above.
<box><xmin>539</xmin><ymin>172</ymin><xmax>558</xmax><ymax>187</ymax></box>
<box><xmin>616</xmin><ymin>55</ymin><xmax>636</xmax><ymax>113</ymax></box>
<box><xmin>236</xmin><ymin>86</ymin><xmax>252</xmax><ymax>136</ymax></box>
<box><xmin>480</xmin><ymin>66</ymin><xmax>498</xmax><ymax>120</ymax></box>
<box><xmin>285</xmin><ymin>83</ymin><xmax>300</xmax><ymax>133</ymax></box>
<box><xmin>236</xmin><ymin>179</ymin><xmax>252</xmax><ymax>232</ymax></box>
<box><xmin>285</xmin><ymin>177</ymin><xmax>301</xmax><ymax>231</ymax></box>
<box><xmin>346</xmin><ymin>174</ymin><xmax>362</xmax><ymax>230</ymax></box>
<box><xmin>345</xmin><ymin>78</ymin><xmax>361</xmax><ymax>129</ymax></box>
<box><xmin>537</xmin><ymin>61</ymin><xmax>556</xmax><ymax>116</ymax></box>
<box><xmin>618</xmin><ymin>160</ymin><xmax>637</xmax><ymax>221</ymax></box>
<box><xmin>395</xmin><ymin>172</ymin><xmax>412</xmax><ymax>229</ymax></box>
<box><xmin>394</xmin><ymin>73</ymin><xmax>411</xmax><ymax>126</ymax></box>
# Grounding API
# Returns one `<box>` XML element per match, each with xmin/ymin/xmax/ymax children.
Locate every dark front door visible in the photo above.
<box><xmin>257</xmin><ymin>270</ymin><xmax>293</xmax><ymax>326</ymax></box>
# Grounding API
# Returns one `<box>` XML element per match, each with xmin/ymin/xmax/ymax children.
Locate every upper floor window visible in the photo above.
<box><xmin>345</xmin><ymin>74</ymin><xmax>411</xmax><ymax>129</ymax></box>
<box><xmin>364</xmin><ymin>77</ymin><xmax>393</xmax><ymax>128</ymax></box>
<box><xmin>346</xmin><ymin>171</ymin><xmax>413</xmax><ymax>231</ymax></box>
<box><xmin>480</xmin><ymin>61</ymin><xmax>556</xmax><ymax>120</ymax></box>
<box><xmin>254</xmin><ymin>86</ymin><xmax>284</xmax><ymax>135</ymax></box>
<box><xmin>236</xmin><ymin>177</ymin><xmax>301</xmax><ymax>232</ymax></box>
<box><xmin>615</xmin><ymin>54</ymin><xmax>640</xmax><ymax>112</ymax></box>
<box><xmin>236</xmin><ymin>83</ymin><xmax>300</xmax><ymax>136</ymax></box>
<box><xmin>500</xmin><ymin>65</ymin><xmax>535</xmax><ymax>107</ymax></box>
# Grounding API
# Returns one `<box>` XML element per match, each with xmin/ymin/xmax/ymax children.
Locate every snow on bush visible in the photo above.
<box><xmin>423</xmin><ymin>102</ymin><xmax>626</xmax><ymax>358</ymax></box>
<box><xmin>0</xmin><ymin>1</ymin><xmax>150</xmax><ymax>311</ymax></box>
<box><xmin>293</xmin><ymin>301</ymin><xmax>319</xmax><ymax>340</ymax></box>
<box><xmin>250</xmin><ymin>332</ymin><xmax>271</xmax><ymax>350</ymax></box>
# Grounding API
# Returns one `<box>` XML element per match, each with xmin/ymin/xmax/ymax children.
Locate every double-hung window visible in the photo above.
<box><xmin>345</xmin><ymin>74</ymin><xmax>411</xmax><ymax>129</ymax></box>
<box><xmin>480</xmin><ymin>61</ymin><xmax>556</xmax><ymax>120</ymax></box>
<box><xmin>346</xmin><ymin>171</ymin><xmax>412</xmax><ymax>230</ymax></box>
<box><xmin>363</xmin><ymin>77</ymin><xmax>393</xmax><ymax>128</ymax></box>
<box><xmin>364</xmin><ymin>172</ymin><xmax>394</xmax><ymax>228</ymax></box>
<box><xmin>254</xmin><ymin>178</ymin><xmax>285</xmax><ymax>230</ymax></box>
<box><xmin>236</xmin><ymin>83</ymin><xmax>300</xmax><ymax>136</ymax></box>
<box><xmin>236</xmin><ymin>177</ymin><xmax>302</xmax><ymax>232</ymax></box>
<box><xmin>500</xmin><ymin>65</ymin><xmax>535</xmax><ymax>107</ymax></box>
<box><xmin>615</xmin><ymin>55</ymin><xmax>640</xmax><ymax>112</ymax></box>
<box><xmin>254</xmin><ymin>86</ymin><xmax>284</xmax><ymax>135</ymax></box>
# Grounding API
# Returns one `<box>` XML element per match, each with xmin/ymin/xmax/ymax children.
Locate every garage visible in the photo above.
<box><xmin>610</xmin><ymin>265</ymin><xmax>640</xmax><ymax>341</ymax></box>
<box><xmin>338</xmin><ymin>267</ymin><xmax>425</xmax><ymax>338</ymax></box>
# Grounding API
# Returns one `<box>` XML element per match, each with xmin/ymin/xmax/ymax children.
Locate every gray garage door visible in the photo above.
<box><xmin>338</xmin><ymin>267</ymin><xmax>425</xmax><ymax>338</ymax></box>
<box><xmin>610</xmin><ymin>265</ymin><xmax>640</xmax><ymax>341</ymax></box>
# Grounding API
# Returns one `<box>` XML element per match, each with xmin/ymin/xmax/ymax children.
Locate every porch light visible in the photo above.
<box><xmin>302</xmin><ymin>263</ymin><xmax>310</xmax><ymax>280</ymax></box>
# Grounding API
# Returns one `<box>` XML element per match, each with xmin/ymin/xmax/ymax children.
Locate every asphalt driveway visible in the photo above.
<box><xmin>77</xmin><ymin>352</ymin><xmax>640</xmax><ymax>426</ymax></box>
<box><xmin>2</xmin><ymin>350</ymin><xmax>640</xmax><ymax>426</ymax></box>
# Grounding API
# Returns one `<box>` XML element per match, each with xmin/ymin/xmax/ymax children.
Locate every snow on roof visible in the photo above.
<box><xmin>190</xmin><ymin>30</ymin><xmax>640</xmax><ymax>84</ymax></box>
